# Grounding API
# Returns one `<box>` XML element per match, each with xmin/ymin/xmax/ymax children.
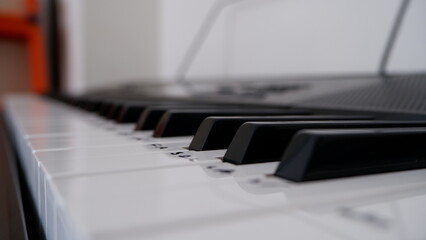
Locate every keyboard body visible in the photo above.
<box><xmin>4</xmin><ymin>76</ymin><xmax>426</xmax><ymax>240</ymax></box>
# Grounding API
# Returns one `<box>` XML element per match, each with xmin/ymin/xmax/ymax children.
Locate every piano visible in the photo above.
<box><xmin>4</xmin><ymin>75</ymin><xmax>426</xmax><ymax>240</ymax></box>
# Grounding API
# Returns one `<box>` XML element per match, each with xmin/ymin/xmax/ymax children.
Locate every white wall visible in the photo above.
<box><xmin>60</xmin><ymin>0</ymin><xmax>160</xmax><ymax>94</ymax></box>
<box><xmin>84</xmin><ymin>0</ymin><xmax>160</xmax><ymax>89</ymax></box>
<box><xmin>184</xmin><ymin>0</ymin><xmax>426</xmax><ymax>80</ymax></box>
<box><xmin>225</xmin><ymin>0</ymin><xmax>399</xmax><ymax>77</ymax></box>
<box><xmin>60</xmin><ymin>0</ymin><xmax>426</xmax><ymax>93</ymax></box>
<box><xmin>59</xmin><ymin>0</ymin><xmax>85</xmax><ymax>94</ymax></box>
<box><xmin>388</xmin><ymin>0</ymin><xmax>426</xmax><ymax>74</ymax></box>
<box><xmin>159</xmin><ymin>0</ymin><xmax>220</xmax><ymax>80</ymax></box>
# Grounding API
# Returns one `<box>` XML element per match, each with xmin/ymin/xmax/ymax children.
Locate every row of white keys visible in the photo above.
<box><xmin>6</xmin><ymin>96</ymin><xmax>307</xmax><ymax>240</ymax></box>
<box><xmin>7</xmin><ymin>96</ymin><xmax>225</xmax><ymax>239</ymax></box>
<box><xmin>6</xmin><ymin>95</ymin><xmax>426</xmax><ymax>240</ymax></box>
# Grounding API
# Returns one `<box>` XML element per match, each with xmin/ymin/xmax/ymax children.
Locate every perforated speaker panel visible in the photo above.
<box><xmin>299</xmin><ymin>75</ymin><xmax>426</xmax><ymax>115</ymax></box>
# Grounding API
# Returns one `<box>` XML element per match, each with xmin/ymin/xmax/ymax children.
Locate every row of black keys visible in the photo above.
<box><xmin>51</xmin><ymin>95</ymin><xmax>426</xmax><ymax>182</ymax></box>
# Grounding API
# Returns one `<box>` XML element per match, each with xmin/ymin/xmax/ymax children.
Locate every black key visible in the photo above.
<box><xmin>101</xmin><ymin>100</ymin><xmax>138</xmax><ymax>118</ymax></box>
<box><xmin>114</xmin><ymin>101</ymin><xmax>180</xmax><ymax>123</ymax></box>
<box><xmin>103</xmin><ymin>101</ymin><xmax>138</xmax><ymax>119</ymax></box>
<box><xmin>136</xmin><ymin>106</ymin><xmax>173</xmax><ymax>130</ymax></box>
<box><xmin>69</xmin><ymin>97</ymin><xmax>82</xmax><ymax>107</ymax></box>
<box><xmin>97</xmin><ymin>101</ymin><xmax>114</xmax><ymax>116</ymax></box>
<box><xmin>109</xmin><ymin>101</ymin><xmax>152</xmax><ymax>121</ymax></box>
<box><xmin>223</xmin><ymin>120</ymin><xmax>426</xmax><ymax>165</ymax></box>
<box><xmin>87</xmin><ymin>101</ymin><xmax>103</xmax><ymax>112</ymax></box>
<box><xmin>188</xmin><ymin>115</ymin><xmax>373</xmax><ymax>151</ymax></box>
<box><xmin>56</xmin><ymin>95</ymin><xmax>74</xmax><ymax>105</ymax></box>
<box><xmin>77</xmin><ymin>99</ymin><xmax>96</xmax><ymax>111</ymax></box>
<box><xmin>274</xmin><ymin>128</ymin><xmax>426</xmax><ymax>182</ymax></box>
<box><xmin>107</xmin><ymin>102</ymin><xmax>124</xmax><ymax>119</ymax></box>
<box><xmin>96</xmin><ymin>100</ymin><xmax>138</xmax><ymax>121</ymax></box>
<box><xmin>82</xmin><ymin>97</ymin><xmax>110</xmax><ymax>112</ymax></box>
<box><xmin>93</xmin><ymin>98</ymin><xmax>128</xmax><ymax>114</ymax></box>
<box><xmin>153</xmin><ymin>109</ymin><xmax>310</xmax><ymax>137</ymax></box>
<box><xmin>135</xmin><ymin>104</ymin><xmax>252</xmax><ymax>131</ymax></box>
<box><xmin>116</xmin><ymin>104</ymin><xmax>148</xmax><ymax>123</ymax></box>
<box><xmin>72</xmin><ymin>98</ymin><xmax>85</xmax><ymax>108</ymax></box>
<box><xmin>71</xmin><ymin>98</ymin><xmax>85</xmax><ymax>108</ymax></box>
<box><xmin>76</xmin><ymin>97</ymin><xmax>108</xmax><ymax>112</ymax></box>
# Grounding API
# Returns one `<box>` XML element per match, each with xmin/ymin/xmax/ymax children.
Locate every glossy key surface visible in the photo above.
<box><xmin>153</xmin><ymin>109</ymin><xmax>310</xmax><ymax>137</ymax></box>
<box><xmin>189</xmin><ymin>115</ymin><xmax>372</xmax><ymax>151</ymax></box>
<box><xmin>275</xmin><ymin>128</ymin><xmax>426</xmax><ymax>182</ymax></box>
<box><xmin>6</xmin><ymin>94</ymin><xmax>426</xmax><ymax>240</ymax></box>
<box><xmin>135</xmin><ymin>104</ymin><xmax>240</xmax><ymax>130</ymax></box>
<box><xmin>223</xmin><ymin>120</ymin><xmax>426</xmax><ymax>165</ymax></box>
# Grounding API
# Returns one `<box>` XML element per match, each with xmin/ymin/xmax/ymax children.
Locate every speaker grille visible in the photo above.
<box><xmin>300</xmin><ymin>75</ymin><xmax>426</xmax><ymax>114</ymax></box>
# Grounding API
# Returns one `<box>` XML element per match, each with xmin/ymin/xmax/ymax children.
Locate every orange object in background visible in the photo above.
<box><xmin>0</xmin><ymin>0</ymin><xmax>49</xmax><ymax>93</ymax></box>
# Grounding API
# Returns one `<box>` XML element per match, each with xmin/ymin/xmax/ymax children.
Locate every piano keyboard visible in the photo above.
<box><xmin>4</xmin><ymin>78</ymin><xmax>426</xmax><ymax>240</ymax></box>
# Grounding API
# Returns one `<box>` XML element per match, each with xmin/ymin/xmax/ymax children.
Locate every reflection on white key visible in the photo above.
<box><xmin>200</xmin><ymin>162</ymin><xmax>279</xmax><ymax>178</ymax></box>
<box><xmin>39</xmin><ymin>151</ymin><xmax>221</xmax><ymax>177</ymax></box>
<box><xmin>50</xmin><ymin>167</ymin><xmax>345</xmax><ymax>240</ymax></box>
<box><xmin>7</xmin><ymin>94</ymin><xmax>426</xmax><ymax>240</ymax></box>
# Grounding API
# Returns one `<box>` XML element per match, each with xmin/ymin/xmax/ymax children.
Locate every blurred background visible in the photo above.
<box><xmin>1</xmin><ymin>0</ymin><xmax>425</xmax><ymax>102</ymax></box>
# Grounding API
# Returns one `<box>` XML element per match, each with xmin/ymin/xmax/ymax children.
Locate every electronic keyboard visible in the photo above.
<box><xmin>4</xmin><ymin>75</ymin><xmax>426</xmax><ymax>240</ymax></box>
